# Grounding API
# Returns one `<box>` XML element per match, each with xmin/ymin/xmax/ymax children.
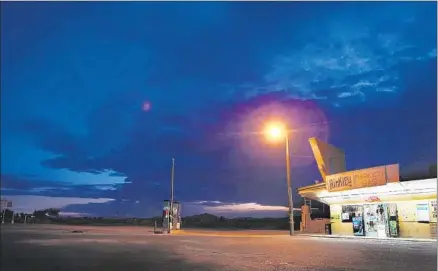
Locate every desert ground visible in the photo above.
<box><xmin>1</xmin><ymin>224</ymin><xmax>436</xmax><ymax>271</ymax></box>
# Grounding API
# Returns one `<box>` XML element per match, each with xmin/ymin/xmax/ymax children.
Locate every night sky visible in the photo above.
<box><xmin>1</xmin><ymin>2</ymin><xmax>437</xmax><ymax>218</ymax></box>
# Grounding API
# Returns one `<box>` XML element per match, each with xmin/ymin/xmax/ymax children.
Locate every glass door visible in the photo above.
<box><xmin>364</xmin><ymin>204</ymin><xmax>389</xmax><ymax>238</ymax></box>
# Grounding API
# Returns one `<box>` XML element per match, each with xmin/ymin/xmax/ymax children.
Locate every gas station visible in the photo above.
<box><xmin>298</xmin><ymin>137</ymin><xmax>437</xmax><ymax>239</ymax></box>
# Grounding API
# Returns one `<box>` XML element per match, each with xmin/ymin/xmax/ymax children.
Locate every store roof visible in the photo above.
<box><xmin>297</xmin><ymin>178</ymin><xmax>437</xmax><ymax>205</ymax></box>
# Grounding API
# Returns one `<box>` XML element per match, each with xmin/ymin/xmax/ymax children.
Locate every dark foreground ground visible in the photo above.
<box><xmin>1</xmin><ymin>225</ymin><xmax>436</xmax><ymax>271</ymax></box>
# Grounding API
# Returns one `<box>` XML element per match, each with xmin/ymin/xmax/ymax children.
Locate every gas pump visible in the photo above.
<box><xmin>162</xmin><ymin>200</ymin><xmax>170</xmax><ymax>233</ymax></box>
<box><xmin>172</xmin><ymin>201</ymin><xmax>181</xmax><ymax>230</ymax></box>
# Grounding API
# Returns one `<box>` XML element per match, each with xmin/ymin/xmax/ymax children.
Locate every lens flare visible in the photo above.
<box><xmin>142</xmin><ymin>101</ymin><xmax>151</xmax><ymax>112</ymax></box>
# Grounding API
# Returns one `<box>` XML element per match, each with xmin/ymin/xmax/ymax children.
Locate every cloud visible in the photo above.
<box><xmin>58</xmin><ymin>211</ymin><xmax>87</xmax><ymax>217</ymax></box>
<box><xmin>238</xmin><ymin>3</ymin><xmax>436</xmax><ymax>107</ymax></box>
<box><xmin>0</xmin><ymin>195</ymin><xmax>114</xmax><ymax>214</ymax></box>
<box><xmin>0</xmin><ymin>174</ymin><xmax>121</xmax><ymax>199</ymax></box>
<box><xmin>58</xmin><ymin>199</ymin><xmax>297</xmax><ymax>218</ymax></box>
<box><xmin>184</xmin><ymin>201</ymin><xmax>300</xmax><ymax>218</ymax></box>
<box><xmin>3</xmin><ymin>118</ymin><xmax>127</xmax><ymax>186</ymax></box>
<box><xmin>260</xmin><ymin>34</ymin><xmax>410</xmax><ymax>103</ymax></box>
<box><xmin>4</xmin><ymin>93</ymin><xmax>331</xmax><ymax>217</ymax></box>
<box><xmin>1</xmin><ymin>2</ymin><xmax>436</xmax><ymax>219</ymax></box>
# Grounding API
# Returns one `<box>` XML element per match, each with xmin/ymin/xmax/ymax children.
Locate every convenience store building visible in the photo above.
<box><xmin>298</xmin><ymin>138</ymin><xmax>437</xmax><ymax>239</ymax></box>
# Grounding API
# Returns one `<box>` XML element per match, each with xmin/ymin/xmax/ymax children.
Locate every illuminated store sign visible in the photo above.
<box><xmin>326</xmin><ymin>164</ymin><xmax>399</xmax><ymax>192</ymax></box>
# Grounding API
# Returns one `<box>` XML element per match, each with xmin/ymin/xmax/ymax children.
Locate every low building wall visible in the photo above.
<box><xmin>300</xmin><ymin>218</ymin><xmax>330</xmax><ymax>234</ymax></box>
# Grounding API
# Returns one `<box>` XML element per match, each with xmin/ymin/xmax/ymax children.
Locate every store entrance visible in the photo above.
<box><xmin>364</xmin><ymin>204</ymin><xmax>389</xmax><ymax>238</ymax></box>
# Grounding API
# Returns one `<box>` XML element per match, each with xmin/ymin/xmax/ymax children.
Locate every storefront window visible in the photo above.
<box><xmin>341</xmin><ymin>205</ymin><xmax>363</xmax><ymax>223</ymax></box>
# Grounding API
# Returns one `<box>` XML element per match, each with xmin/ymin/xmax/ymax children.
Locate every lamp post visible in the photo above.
<box><xmin>284</xmin><ymin>132</ymin><xmax>294</xmax><ymax>236</ymax></box>
<box><xmin>168</xmin><ymin>158</ymin><xmax>175</xmax><ymax>234</ymax></box>
<box><xmin>265</xmin><ymin>122</ymin><xmax>295</xmax><ymax>236</ymax></box>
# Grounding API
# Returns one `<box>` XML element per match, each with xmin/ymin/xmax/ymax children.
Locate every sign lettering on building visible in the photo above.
<box><xmin>325</xmin><ymin>164</ymin><xmax>399</xmax><ymax>192</ymax></box>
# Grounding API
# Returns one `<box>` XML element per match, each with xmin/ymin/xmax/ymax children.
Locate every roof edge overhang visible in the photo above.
<box><xmin>298</xmin><ymin>178</ymin><xmax>437</xmax><ymax>205</ymax></box>
<box><xmin>297</xmin><ymin>182</ymin><xmax>326</xmax><ymax>193</ymax></box>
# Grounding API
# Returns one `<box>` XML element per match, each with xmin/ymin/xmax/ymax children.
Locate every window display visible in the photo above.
<box><xmin>341</xmin><ymin>205</ymin><xmax>365</xmax><ymax>236</ymax></box>
<box><xmin>341</xmin><ymin>213</ymin><xmax>350</xmax><ymax>221</ymax></box>
<box><xmin>429</xmin><ymin>200</ymin><xmax>437</xmax><ymax>223</ymax></box>
<box><xmin>341</xmin><ymin>205</ymin><xmax>363</xmax><ymax>222</ymax></box>
<box><xmin>416</xmin><ymin>204</ymin><xmax>430</xmax><ymax>222</ymax></box>
<box><xmin>364</xmin><ymin>204</ymin><xmax>389</xmax><ymax>238</ymax></box>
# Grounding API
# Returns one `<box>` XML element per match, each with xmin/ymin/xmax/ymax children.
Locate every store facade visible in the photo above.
<box><xmin>298</xmin><ymin>165</ymin><xmax>437</xmax><ymax>239</ymax></box>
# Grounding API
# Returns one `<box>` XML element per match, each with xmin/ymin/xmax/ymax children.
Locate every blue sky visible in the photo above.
<box><xmin>1</xmin><ymin>2</ymin><xmax>437</xmax><ymax>218</ymax></box>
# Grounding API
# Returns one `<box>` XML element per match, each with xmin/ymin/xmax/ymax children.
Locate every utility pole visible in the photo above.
<box><xmin>168</xmin><ymin>158</ymin><xmax>175</xmax><ymax>234</ymax></box>
<box><xmin>285</xmin><ymin>133</ymin><xmax>294</xmax><ymax>236</ymax></box>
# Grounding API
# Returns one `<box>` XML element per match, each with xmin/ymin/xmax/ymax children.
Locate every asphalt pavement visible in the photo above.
<box><xmin>1</xmin><ymin>224</ymin><xmax>436</xmax><ymax>271</ymax></box>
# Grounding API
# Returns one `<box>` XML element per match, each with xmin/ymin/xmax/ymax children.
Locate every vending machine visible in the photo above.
<box><xmin>352</xmin><ymin>214</ymin><xmax>364</xmax><ymax>236</ymax></box>
<box><xmin>388</xmin><ymin>203</ymin><xmax>399</xmax><ymax>237</ymax></box>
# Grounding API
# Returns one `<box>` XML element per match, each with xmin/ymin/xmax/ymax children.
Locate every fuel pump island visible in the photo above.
<box><xmin>162</xmin><ymin>200</ymin><xmax>182</xmax><ymax>233</ymax></box>
<box><xmin>156</xmin><ymin>158</ymin><xmax>182</xmax><ymax>234</ymax></box>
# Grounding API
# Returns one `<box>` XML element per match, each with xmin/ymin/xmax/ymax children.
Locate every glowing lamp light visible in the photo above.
<box><xmin>268</xmin><ymin>126</ymin><xmax>282</xmax><ymax>138</ymax></box>
<box><xmin>264</xmin><ymin>122</ymin><xmax>286</xmax><ymax>141</ymax></box>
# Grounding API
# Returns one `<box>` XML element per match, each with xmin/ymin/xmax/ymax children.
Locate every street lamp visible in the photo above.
<box><xmin>168</xmin><ymin>158</ymin><xmax>175</xmax><ymax>234</ymax></box>
<box><xmin>264</xmin><ymin>122</ymin><xmax>295</xmax><ymax>236</ymax></box>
